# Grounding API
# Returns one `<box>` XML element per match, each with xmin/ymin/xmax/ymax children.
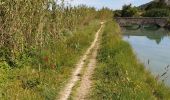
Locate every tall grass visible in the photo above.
<box><xmin>90</xmin><ymin>21</ymin><xmax>170</xmax><ymax>100</ymax></box>
<box><xmin>0</xmin><ymin>0</ymin><xmax>113</xmax><ymax>99</ymax></box>
<box><xmin>0</xmin><ymin>0</ymin><xmax>98</xmax><ymax>68</ymax></box>
<box><xmin>0</xmin><ymin>20</ymin><xmax>100</xmax><ymax>100</ymax></box>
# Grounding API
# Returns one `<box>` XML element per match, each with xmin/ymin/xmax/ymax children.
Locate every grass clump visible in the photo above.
<box><xmin>90</xmin><ymin>21</ymin><xmax>170</xmax><ymax>100</ymax></box>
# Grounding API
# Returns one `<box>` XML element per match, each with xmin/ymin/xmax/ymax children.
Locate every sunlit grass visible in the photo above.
<box><xmin>90</xmin><ymin>21</ymin><xmax>170</xmax><ymax>100</ymax></box>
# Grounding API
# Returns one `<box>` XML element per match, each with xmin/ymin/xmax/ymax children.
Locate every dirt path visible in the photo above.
<box><xmin>58</xmin><ymin>22</ymin><xmax>104</xmax><ymax>100</ymax></box>
<box><xmin>73</xmin><ymin>37</ymin><xmax>99</xmax><ymax>100</ymax></box>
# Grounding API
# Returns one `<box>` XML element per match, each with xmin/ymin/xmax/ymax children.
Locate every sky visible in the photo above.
<box><xmin>67</xmin><ymin>0</ymin><xmax>153</xmax><ymax>10</ymax></box>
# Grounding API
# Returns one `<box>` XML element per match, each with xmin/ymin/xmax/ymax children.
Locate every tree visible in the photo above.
<box><xmin>145</xmin><ymin>0</ymin><xmax>168</xmax><ymax>10</ymax></box>
<box><xmin>121</xmin><ymin>4</ymin><xmax>138</xmax><ymax>17</ymax></box>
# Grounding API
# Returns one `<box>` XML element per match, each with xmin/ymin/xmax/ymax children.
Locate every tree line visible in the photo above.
<box><xmin>114</xmin><ymin>1</ymin><xmax>170</xmax><ymax>17</ymax></box>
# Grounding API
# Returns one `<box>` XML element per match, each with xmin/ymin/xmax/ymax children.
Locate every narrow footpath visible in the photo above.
<box><xmin>58</xmin><ymin>22</ymin><xmax>104</xmax><ymax>100</ymax></box>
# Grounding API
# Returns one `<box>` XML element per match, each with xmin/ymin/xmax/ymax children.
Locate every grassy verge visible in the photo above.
<box><xmin>0</xmin><ymin>20</ymin><xmax>100</xmax><ymax>100</ymax></box>
<box><xmin>90</xmin><ymin>21</ymin><xmax>170</xmax><ymax>99</ymax></box>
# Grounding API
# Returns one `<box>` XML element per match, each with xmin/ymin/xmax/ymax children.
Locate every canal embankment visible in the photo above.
<box><xmin>90</xmin><ymin>21</ymin><xmax>170</xmax><ymax>99</ymax></box>
<box><xmin>123</xmin><ymin>27</ymin><xmax>170</xmax><ymax>86</ymax></box>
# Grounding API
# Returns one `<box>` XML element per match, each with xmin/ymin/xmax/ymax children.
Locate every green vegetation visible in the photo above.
<box><xmin>114</xmin><ymin>4</ymin><xmax>139</xmax><ymax>17</ymax></box>
<box><xmin>121</xmin><ymin>4</ymin><xmax>139</xmax><ymax>17</ymax></box>
<box><xmin>97</xmin><ymin>8</ymin><xmax>113</xmax><ymax>20</ymax></box>
<box><xmin>90</xmin><ymin>21</ymin><xmax>170</xmax><ymax>99</ymax></box>
<box><xmin>113</xmin><ymin>10</ymin><xmax>122</xmax><ymax>17</ymax></box>
<box><xmin>141</xmin><ymin>1</ymin><xmax>170</xmax><ymax>17</ymax></box>
<box><xmin>1</xmin><ymin>0</ymin><xmax>170</xmax><ymax>99</ymax></box>
<box><xmin>145</xmin><ymin>1</ymin><xmax>169</xmax><ymax>10</ymax></box>
<box><xmin>114</xmin><ymin>1</ymin><xmax>170</xmax><ymax>17</ymax></box>
<box><xmin>0</xmin><ymin>0</ymin><xmax>113</xmax><ymax>99</ymax></box>
<box><xmin>1</xmin><ymin>1</ymin><xmax>98</xmax><ymax>70</ymax></box>
<box><xmin>0</xmin><ymin>20</ymin><xmax>100</xmax><ymax>100</ymax></box>
<box><xmin>143</xmin><ymin>8</ymin><xmax>170</xmax><ymax>17</ymax></box>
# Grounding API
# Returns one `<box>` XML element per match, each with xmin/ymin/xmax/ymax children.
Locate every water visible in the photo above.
<box><xmin>122</xmin><ymin>28</ymin><xmax>170</xmax><ymax>86</ymax></box>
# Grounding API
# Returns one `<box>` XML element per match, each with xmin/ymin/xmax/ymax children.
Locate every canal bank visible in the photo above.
<box><xmin>123</xmin><ymin>27</ymin><xmax>170</xmax><ymax>86</ymax></box>
<box><xmin>90</xmin><ymin>21</ymin><xmax>170</xmax><ymax>99</ymax></box>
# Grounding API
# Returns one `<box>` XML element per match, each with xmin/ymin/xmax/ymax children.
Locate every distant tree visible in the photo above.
<box><xmin>142</xmin><ymin>8</ymin><xmax>170</xmax><ymax>17</ymax></box>
<box><xmin>121</xmin><ymin>4</ymin><xmax>138</xmax><ymax>17</ymax></box>
<box><xmin>145</xmin><ymin>1</ymin><xmax>168</xmax><ymax>10</ymax></box>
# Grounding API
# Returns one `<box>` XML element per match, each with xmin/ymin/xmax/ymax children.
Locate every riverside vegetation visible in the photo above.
<box><xmin>1</xmin><ymin>0</ymin><xmax>170</xmax><ymax>100</ymax></box>
<box><xmin>90</xmin><ymin>21</ymin><xmax>170</xmax><ymax>99</ymax></box>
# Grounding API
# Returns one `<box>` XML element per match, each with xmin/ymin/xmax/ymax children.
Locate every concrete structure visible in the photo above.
<box><xmin>115</xmin><ymin>17</ymin><xmax>169</xmax><ymax>27</ymax></box>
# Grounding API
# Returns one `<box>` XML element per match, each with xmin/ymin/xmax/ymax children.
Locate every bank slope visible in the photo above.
<box><xmin>90</xmin><ymin>21</ymin><xmax>170</xmax><ymax>100</ymax></box>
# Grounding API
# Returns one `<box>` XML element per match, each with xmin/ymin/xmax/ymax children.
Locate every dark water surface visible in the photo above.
<box><xmin>122</xmin><ymin>28</ymin><xmax>170</xmax><ymax>86</ymax></box>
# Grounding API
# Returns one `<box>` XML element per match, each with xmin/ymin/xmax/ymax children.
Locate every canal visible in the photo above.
<box><xmin>122</xmin><ymin>27</ymin><xmax>170</xmax><ymax>86</ymax></box>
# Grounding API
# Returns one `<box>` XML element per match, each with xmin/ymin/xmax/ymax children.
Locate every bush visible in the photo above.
<box><xmin>143</xmin><ymin>8</ymin><xmax>170</xmax><ymax>17</ymax></box>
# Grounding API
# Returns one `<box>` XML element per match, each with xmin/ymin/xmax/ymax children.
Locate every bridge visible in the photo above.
<box><xmin>115</xmin><ymin>17</ymin><xmax>169</xmax><ymax>27</ymax></box>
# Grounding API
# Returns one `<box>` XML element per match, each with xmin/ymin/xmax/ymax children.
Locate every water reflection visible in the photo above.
<box><xmin>122</xmin><ymin>28</ymin><xmax>170</xmax><ymax>86</ymax></box>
